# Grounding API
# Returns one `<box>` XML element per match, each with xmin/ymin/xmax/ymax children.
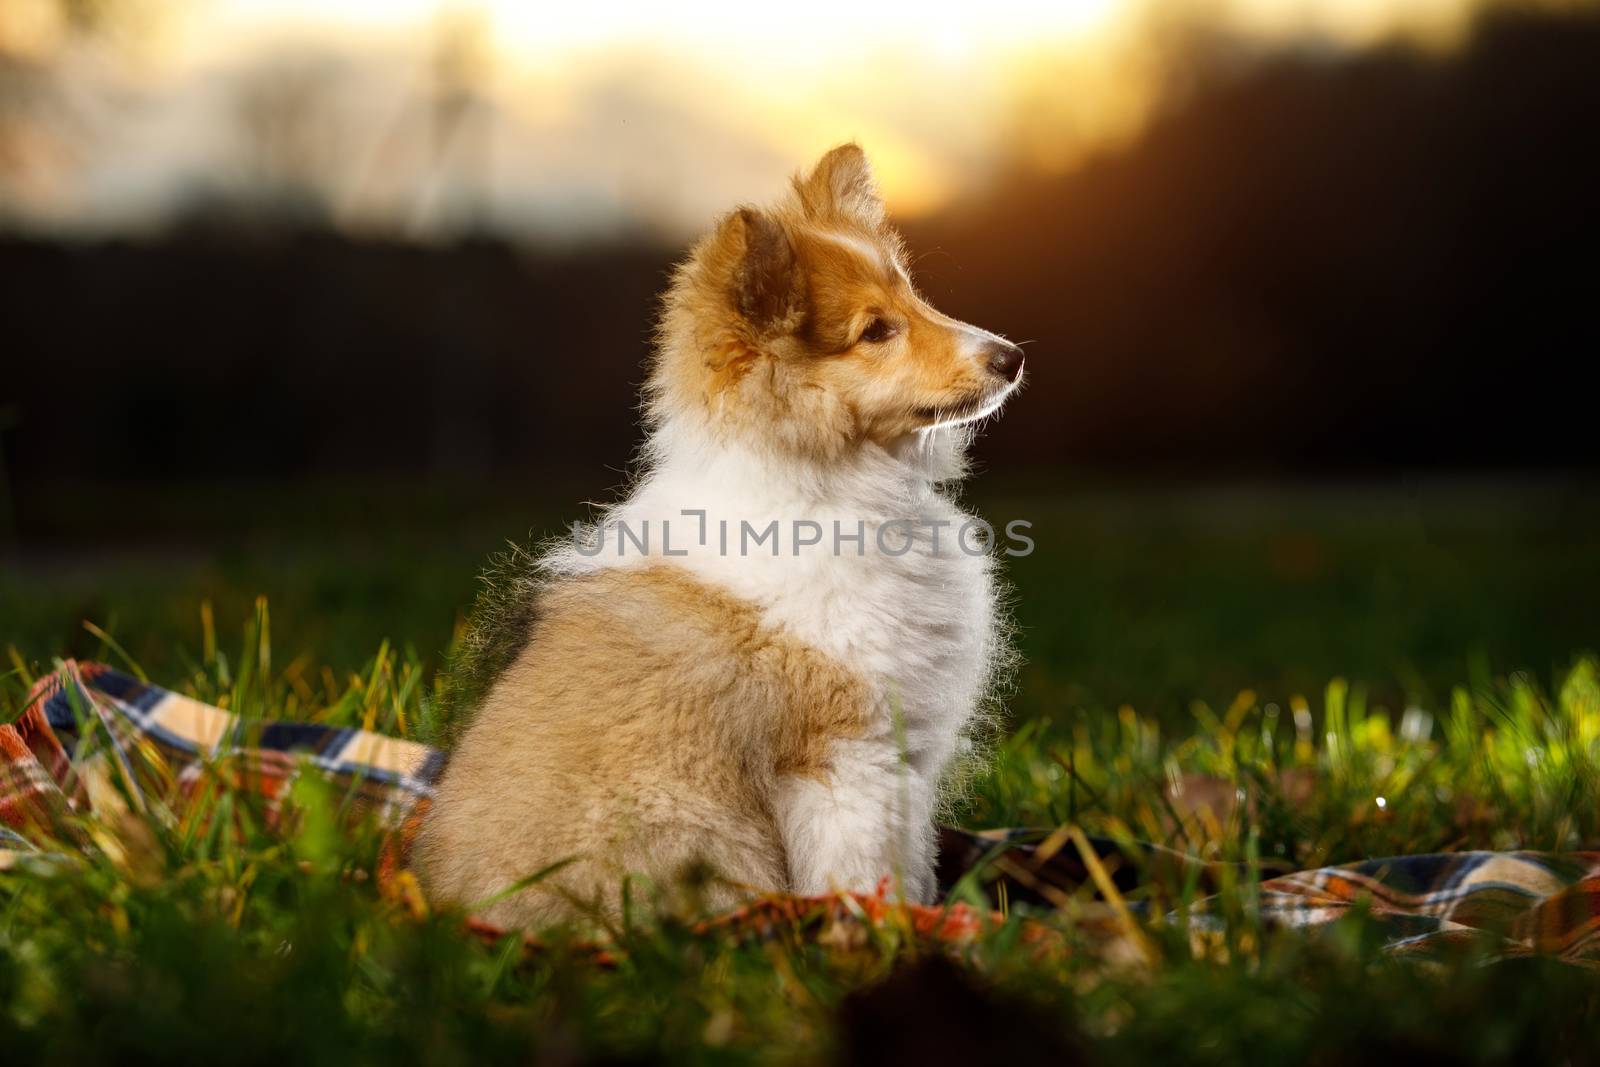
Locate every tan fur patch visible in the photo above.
<box><xmin>415</xmin><ymin>564</ymin><xmax>871</xmax><ymax>928</ymax></box>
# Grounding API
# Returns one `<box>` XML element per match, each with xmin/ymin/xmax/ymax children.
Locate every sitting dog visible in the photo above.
<box><xmin>416</xmin><ymin>144</ymin><xmax>1025</xmax><ymax>927</ymax></box>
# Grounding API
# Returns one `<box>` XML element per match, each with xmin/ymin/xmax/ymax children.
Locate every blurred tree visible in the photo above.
<box><xmin>419</xmin><ymin>6</ymin><xmax>495</xmax><ymax>236</ymax></box>
<box><xmin>227</xmin><ymin>55</ymin><xmax>351</xmax><ymax>228</ymax></box>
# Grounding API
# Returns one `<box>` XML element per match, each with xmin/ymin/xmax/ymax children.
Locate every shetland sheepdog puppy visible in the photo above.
<box><xmin>416</xmin><ymin>144</ymin><xmax>1026</xmax><ymax>928</ymax></box>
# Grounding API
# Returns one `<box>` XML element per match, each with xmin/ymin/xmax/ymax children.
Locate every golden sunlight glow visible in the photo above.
<box><xmin>3</xmin><ymin>0</ymin><xmax>1502</xmax><ymax>236</ymax></box>
<box><xmin>185</xmin><ymin>0</ymin><xmax>1491</xmax><ymax>221</ymax></box>
<box><xmin>212</xmin><ymin>0</ymin><xmax>1127</xmax><ymax>59</ymax></box>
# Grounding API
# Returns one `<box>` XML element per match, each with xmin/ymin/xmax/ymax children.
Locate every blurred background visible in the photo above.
<box><xmin>2</xmin><ymin>0</ymin><xmax>1597</xmax><ymax>727</ymax></box>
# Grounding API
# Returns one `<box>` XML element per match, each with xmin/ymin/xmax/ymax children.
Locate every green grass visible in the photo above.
<box><xmin>3</xmin><ymin>478</ymin><xmax>1600</xmax><ymax>1062</ymax></box>
<box><xmin>4</xmin><ymin>613</ymin><xmax>1600</xmax><ymax>1062</ymax></box>
<box><xmin>7</xmin><ymin>477</ymin><xmax>1599</xmax><ymax>726</ymax></box>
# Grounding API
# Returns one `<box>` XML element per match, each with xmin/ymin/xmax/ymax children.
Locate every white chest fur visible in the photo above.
<box><xmin>552</xmin><ymin>440</ymin><xmax>998</xmax><ymax>760</ymax></box>
<box><xmin>543</xmin><ymin>425</ymin><xmax>1006</xmax><ymax>898</ymax></box>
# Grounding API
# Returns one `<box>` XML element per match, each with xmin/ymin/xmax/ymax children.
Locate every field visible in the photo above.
<box><xmin>3</xmin><ymin>477</ymin><xmax>1600</xmax><ymax>1062</ymax></box>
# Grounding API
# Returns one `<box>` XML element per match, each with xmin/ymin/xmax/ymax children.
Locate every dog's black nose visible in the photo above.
<box><xmin>985</xmin><ymin>340</ymin><xmax>1025</xmax><ymax>383</ymax></box>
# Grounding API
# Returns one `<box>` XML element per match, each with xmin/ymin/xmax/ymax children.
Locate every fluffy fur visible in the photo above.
<box><xmin>416</xmin><ymin>144</ymin><xmax>1025</xmax><ymax>928</ymax></box>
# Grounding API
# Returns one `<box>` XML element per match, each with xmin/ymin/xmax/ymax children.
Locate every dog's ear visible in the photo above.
<box><xmin>717</xmin><ymin>207</ymin><xmax>799</xmax><ymax>330</ymax></box>
<box><xmin>796</xmin><ymin>143</ymin><xmax>885</xmax><ymax>228</ymax></box>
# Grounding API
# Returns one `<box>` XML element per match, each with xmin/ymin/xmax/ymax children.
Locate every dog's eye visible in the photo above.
<box><xmin>858</xmin><ymin>317</ymin><xmax>896</xmax><ymax>344</ymax></box>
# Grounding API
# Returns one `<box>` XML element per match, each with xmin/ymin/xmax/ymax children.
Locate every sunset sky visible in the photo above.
<box><xmin>0</xmin><ymin>0</ymin><xmax>1499</xmax><ymax>239</ymax></box>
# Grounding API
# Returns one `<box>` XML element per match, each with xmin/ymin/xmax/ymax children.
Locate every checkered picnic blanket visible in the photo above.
<box><xmin>5</xmin><ymin>662</ymin><xmax>1600</xmax><ymax>962</ymax></box>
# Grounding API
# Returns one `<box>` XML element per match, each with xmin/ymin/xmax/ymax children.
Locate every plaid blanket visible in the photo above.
<box><xmin>5</xmin><ymin>662</ymin><xmax>1600</xmax><ymax>962</ymax></box>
